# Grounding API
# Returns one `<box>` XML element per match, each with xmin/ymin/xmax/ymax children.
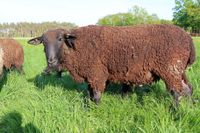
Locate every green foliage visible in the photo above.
<box><xmin>173</xmin><ymin>0</ymin><xmax>190</xmax><ymax>29</ymax></box>
<box><xmin>0</xmin><ymin>22</ymin><xmax>77</xmax><ymax>38</ymax></box>
<box><xmin>0</xmin><ymin>38</ymin><xmax>199</xmax><ymax>132</ymax></box>
<box><xmin>97</xmin><ymin>5</ymin><xmax>172</xmax><ymax>26</ymax></box>
<box><xmin>128</xmin><ymin>5</ymin><xmax>159</xmax><ymax>24</ymax></box>
<box><xmin>97</xmin><ymin>13</ymin><xmax>134</xmax><ymax>26</ymax></box>
<box><xmin>173</xmin><ymin>0</ymin><xmax>200</xmax><ymax>32</ymax></box>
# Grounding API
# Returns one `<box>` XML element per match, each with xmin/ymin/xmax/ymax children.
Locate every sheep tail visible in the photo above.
<box><xmin>188</xmin><ymin>37</ymin><xmax>195</xmax><ymax>66</ymax></box>
<box><xmin>0</xmin><ymin>48</ymin><xmax>4</xmax><ymax>75</ymax></box>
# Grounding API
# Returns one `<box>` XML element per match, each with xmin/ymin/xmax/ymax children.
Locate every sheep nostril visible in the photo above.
<box><xmin>48</xmin><ymin>58</ymin><xmax>56</xmax><ymax>64</ymax></box>
<box><xmin>48</xmin><ymin>59</ymin><xmax>52</xmax><ymax>63</ymax></box>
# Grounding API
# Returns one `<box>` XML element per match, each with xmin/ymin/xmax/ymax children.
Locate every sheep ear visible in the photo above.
<box><xmin>28</xmin><ymin>37</ymin><xmax>42</xmax><ymax>45</ymax></box>
<box><xmin>65</xmin><ymin>34</ymin><xmax>76</xmax><ymax>39</ymax></box>
<box><xmin>64</xmin><ymin>34</ymin><xmax>76</xmax><ymax>49</ymax></box>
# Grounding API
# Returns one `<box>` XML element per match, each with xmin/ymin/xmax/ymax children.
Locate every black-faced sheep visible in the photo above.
<box><xmin>0</xmin><ymin>39</ymin><xmax>24</xmax><ymax>74</ymax></box>
<box><xmin>28</xmin><ymin>24</ymin><xmax>195</xmax><ymax>105</ymax></box>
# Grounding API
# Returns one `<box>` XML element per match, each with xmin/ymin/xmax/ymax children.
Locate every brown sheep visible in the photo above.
<box><xmin>28</xmin><ymin>24</ymin><xmax>195</xmax><ymax>105</ymax></box>
<box><xmin>0</xmin><ymin>39</ymin><xmax>24</xmax><ymax>74</ymax></box>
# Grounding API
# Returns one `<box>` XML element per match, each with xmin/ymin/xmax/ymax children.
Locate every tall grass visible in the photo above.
<box><xmin>0</xmin><ymin>38</ymin><xmax>199</xmax><ymax>133</ymax></box>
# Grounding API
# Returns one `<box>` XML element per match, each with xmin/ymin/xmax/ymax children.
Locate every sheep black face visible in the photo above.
<box><xmin>27</xmin><ymin>29</ymin><xmax>76</xmax><ymax>70</ymax></box>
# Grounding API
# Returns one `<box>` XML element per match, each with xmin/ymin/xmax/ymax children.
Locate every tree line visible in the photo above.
<box><xmin>0</xmin><ymin>22</ymin><xmax>77</xmax><ymax>37</ymax></box>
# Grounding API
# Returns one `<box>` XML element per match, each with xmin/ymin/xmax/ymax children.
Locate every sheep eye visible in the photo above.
<box><xmin>58</xmin><ymin>37</ymin><xmax>63</xmax><ymax>41</ymax></box>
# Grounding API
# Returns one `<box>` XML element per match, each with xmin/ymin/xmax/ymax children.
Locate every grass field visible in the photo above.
<box><xmin>0</xmin><ymin>38</ymin><xmax>200</xmax><ymax>133</ymax></box>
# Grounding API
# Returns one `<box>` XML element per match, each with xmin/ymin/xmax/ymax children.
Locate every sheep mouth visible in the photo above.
<box><xmin>48</xmin><ymin>60</ymin><xmax>58</xmax><ymax>67</ymax></box>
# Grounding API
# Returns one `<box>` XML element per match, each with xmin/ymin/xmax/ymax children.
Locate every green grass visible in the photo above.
<box><xmin>0</xmin><ymin>38</ymin><xmax>200</xmax><ymax>133</ymax></box>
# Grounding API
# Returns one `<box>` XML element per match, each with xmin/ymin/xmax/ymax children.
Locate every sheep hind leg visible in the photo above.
<box><xmin>121</xmin><ymin>83</ymin><xmax>132</xmax><ymax>97</ymax></box>
<box><xmin>182</xmin><ymin>73</ymin><xmax>193</xmax><ymax>97</ymax></box>
<box><xmin>181</xmin><ymin>73</ymin><xmax>196</xmax><ymax>105</ymax></box>
<box><xmin>161</xmin><ymin>75</ymin><xmax>183</xmax><ymax>107</ymax></box>
<box><xmin>56</xmin><ymin>71</ymin><xmax>62</xmax><ymax>78</ymax></box>
<box><xmin>170</xmin><ymin>89</ymin><xmax>182</xmax><ymax>107</ymax></box>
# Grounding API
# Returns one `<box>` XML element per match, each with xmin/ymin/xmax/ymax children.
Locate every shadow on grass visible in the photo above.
<box><xmin>27</xmin><ymin>73</ymin><xmax>87</xmax><ymax>92</ymax></box>
<box><xmin>0</xmin><ymin>111</ymin><xmax>41</xmax><ymax>133</ymax></box>
<box><xmin>27</xmin><ymin>73</ymin><xmax>92</xmax><ymax>107</ymax></box>
<box><xmin>28</xmin><ymin>74</ymin><xmax>125</xmax><ymax>98</ymax></box>
<box><xmin>106</xmin><ymin>81</ymin><xmax>169</xmax><ymax>105</ymax></box>
<box><xmin>27</xmin><ymin>73</ymin><xmax>90</xmax><ymax>102</ymax></box>
<box><xmin>0</xmin><ymin>68</ymin><xmax>25</xmax><ymax>91</ymax></box>
<box><xmin>27</xmin><ymin>73</ymin><xmax>170</xmax><ymax>104</ymax></box>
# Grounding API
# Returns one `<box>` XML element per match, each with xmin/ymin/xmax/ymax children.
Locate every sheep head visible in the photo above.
<box><xmin>27</xmin><ymin>29</ymin><xmax>76</xmax><ymax>69</ymax></box>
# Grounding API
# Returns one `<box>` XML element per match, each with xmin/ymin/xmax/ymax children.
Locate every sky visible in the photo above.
<box><xmin>0</xmin><ymin>0</ymin><xmax>175</xmax><ymax>26</ymax></box>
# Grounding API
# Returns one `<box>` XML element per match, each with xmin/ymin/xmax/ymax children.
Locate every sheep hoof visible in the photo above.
<box><xmin>88</xmin><ymin>88</ymin><xmax>101</xmax><ymax>105</ymax></box>
<box><xmin>93</xmin><ymin>90</ymin><xmax>101</xmax><ymax>105</ymax></box>
<box><xmin>93</xmin><ymin>91</ymin><xmax>101</xmax><ymax>105</ymax></box>
<box><xmin>181</xmin><ymin>80</ymin><xmax>195</xmax><ymax>104</ymax></box>
<box><xmin>171</xmin><ymin>90</ymin><xmax>182</xmax><ymax>107</ymax></box>
<box><xmin>182</xmin><ymin>80</ymin><xmax>193</xmax><ymax>97</ymax></box>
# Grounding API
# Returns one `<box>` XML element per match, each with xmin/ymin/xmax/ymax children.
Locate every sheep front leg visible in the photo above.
<box><xmin>88</xmin><ymin>76</ymin><xmax>107</xmax><ymax>104</ymax></box>
<box><xmin>169</xmin><ymin>73</ymin><xmax>193</xmax><ymax>106</ymax></box>
<box><xmin>182</xmin><ymin>73</ymin><xmax>193</xmax><ymax>97</ymax></box>
<box><xmin>87</xmin><ymin>62</ymin><xmax>108</xmax><ymax>104</ymax></box>
<box><xmin>88</xmin><ymin>85</ymin><xmax>102</xmax><ymax>105</ymax></box>
<box><xmin>158</xmin><ymin>70</ymin><xmax>183</xmax><ymax>106</ymax></box>
<box><xmin>164</xmin><ymin>76</ymin><xmax>184</xmax><ymax>107</ymax></box>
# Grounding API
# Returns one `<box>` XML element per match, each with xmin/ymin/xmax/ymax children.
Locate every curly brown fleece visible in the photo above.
<box><xmin>0</xmin><ymin>39</ymin><xmax>24</xmax><ymax>71</ymax></box>
<box><xmin>60</xmin><ymin>24</ymin><xmax>195</xmax><ymax>95</ymax></box>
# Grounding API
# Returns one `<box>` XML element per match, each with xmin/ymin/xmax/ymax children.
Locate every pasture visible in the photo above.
<box><xmin>0</xmin><ymin>38</ymin><xmax>199</xmax><ymax>133</ymax></box>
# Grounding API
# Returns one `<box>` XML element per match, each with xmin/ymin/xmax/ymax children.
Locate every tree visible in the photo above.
<box><xmin>186</xmin><ymin>0</ymin><xmax>200</xmax><ymax>32</ymax></box>
<box><xmin>97</xmin><ymin>13</ymin><xmax>134</xmax><ymax>26</ymax></box>
<box><xmin>173</xmin><ymin>0</ymin><xmax>189</xmax><ymax>29</ymax></box>
<box><xmin>97</xmin><ymin>5</ymin><xmax>171</xmax><ymax>26</ymax></box>
<box><xmin>173</xmin><ymin>0</ymin><xmax>200</xmax><ymax>32</ymax></box>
